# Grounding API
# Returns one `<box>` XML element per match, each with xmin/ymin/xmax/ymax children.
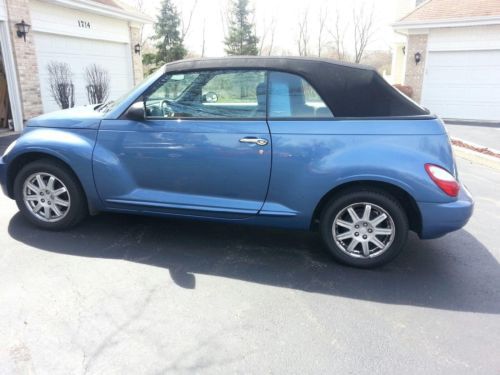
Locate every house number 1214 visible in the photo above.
<box><xmin>78</xmin><ymin>20</ymin><xmax>91</xmax><ymax>29</ymax></box>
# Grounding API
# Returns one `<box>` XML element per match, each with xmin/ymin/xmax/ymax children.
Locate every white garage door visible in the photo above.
<box><xmin>421</xmin><ymin>50</ymin><xmax>500</xmax><ymax>121</ymax></box>
<box><xmin>34</xmin><ymin>33</ymin><xmax>134</xmax><ymax>113</ymax></box>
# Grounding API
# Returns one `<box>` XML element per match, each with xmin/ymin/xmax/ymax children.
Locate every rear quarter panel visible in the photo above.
<box><xmin>261</xmin><ymin>118</ymin><xmax>454</xmax><ymax>228</ymax></box>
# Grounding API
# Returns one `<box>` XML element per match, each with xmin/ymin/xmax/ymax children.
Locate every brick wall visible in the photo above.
<box><xmin>129</xmin><ymin>25</ymin><xmax>144</xmax><ymax>85</ymax></box>
<box><xmin>404</xmin><ymin>33</ymin><xmax>428</xmax><ymax>103</ymax></box>
<box><xmin>5</xmin><ymin>0</ymin><xmax>43</xmax><ymax>121</ymax></box>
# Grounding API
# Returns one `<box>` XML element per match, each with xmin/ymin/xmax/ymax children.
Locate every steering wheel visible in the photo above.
<box><xmin>161</xmin><ymin>100</ymin><xmax>175</xmax><ymax>117</ymax></box>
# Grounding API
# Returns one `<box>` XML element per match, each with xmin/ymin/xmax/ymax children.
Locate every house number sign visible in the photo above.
<box><xmin>78</xmin><ymin>20</ymin><xmax>91</xmax><ymax>29</ymax></box>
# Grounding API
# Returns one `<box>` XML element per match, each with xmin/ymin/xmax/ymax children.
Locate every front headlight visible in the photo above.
<box><xmin>2</xmin><ymin>140</ymin><xmax>17</xmax><ymax>157</ymax></box>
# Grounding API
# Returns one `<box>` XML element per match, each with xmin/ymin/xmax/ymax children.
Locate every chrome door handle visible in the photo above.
<box><xmin>239</xmin><ymin>137</ymin><xmax>269</xmax><ymax>146</ymax></box>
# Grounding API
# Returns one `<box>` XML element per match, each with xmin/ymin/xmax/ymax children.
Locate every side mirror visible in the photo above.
<box><xmin>125</xmin><ymin>102</ymin><xmax>145</xmax><ymax>120</ymax></box>
<box><xmin>202</xmin><ymin>92</ymin><xmax>218</xmax><ymax>103</ymax></box>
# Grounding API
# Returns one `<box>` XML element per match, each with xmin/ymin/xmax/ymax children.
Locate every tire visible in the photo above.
<box><xmin>320</xmin><ymin>189</ymin><xmax>409</xmax><ymax>268</ymax></box>
<box><xmin>13</xmin><ymin>159</ymin><xmax>88</xmax><ymax>230</ymax></box>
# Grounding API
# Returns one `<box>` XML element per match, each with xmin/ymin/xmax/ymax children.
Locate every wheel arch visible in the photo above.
<box><xmin>6</xmin><ymin>151</ymin><xmax>96</xmax><ymax>214</ymax></box>
<box><xmin>310</xmin><ymin>180</ymin><xmax>422</xmax><ymax>234</ymax></box>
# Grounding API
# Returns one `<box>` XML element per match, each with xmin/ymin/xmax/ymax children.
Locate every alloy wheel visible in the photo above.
<box><xmin>332</xmin><ymin>202</ymin><xmax>395</xmax><ymax>258</ymax></box>
<box><xmin>22</xmin><ymin>172</ymin><xmax>71</xmax><ymax>222</ymax></box>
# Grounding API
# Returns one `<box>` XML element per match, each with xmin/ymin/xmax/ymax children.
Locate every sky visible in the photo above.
<box><xmin>125</xmin><ymin>0</ymin><xmax>414</xmax><ymax>58</ymax></box>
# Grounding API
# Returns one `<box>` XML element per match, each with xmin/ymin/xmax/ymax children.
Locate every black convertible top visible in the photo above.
<box><xmin>162</xmin><ymin>56</ymin><xmax>429</xmax><ymax>118</ymax></box>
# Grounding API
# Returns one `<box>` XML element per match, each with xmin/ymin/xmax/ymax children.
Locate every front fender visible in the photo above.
<box><xmin>3</xmin><ymin>128</ymin><xmax>102</xmax><ymax>210</ymax></box>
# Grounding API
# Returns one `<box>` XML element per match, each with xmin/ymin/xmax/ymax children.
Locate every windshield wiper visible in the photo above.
<box><xmin>97</xmin><ymin>101</ymin><xmax>115</xmax><ymax>113</ymax></box>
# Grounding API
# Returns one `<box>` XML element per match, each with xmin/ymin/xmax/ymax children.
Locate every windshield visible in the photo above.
<box><xmin>97</xmin><ymin>68</ymin><xmax>166</xmax><ymax>113</ymax></box>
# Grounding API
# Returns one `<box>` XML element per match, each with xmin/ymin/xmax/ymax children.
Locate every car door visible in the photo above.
<box><xmin>260</xmin><ymin>71</ymin><xmax>336</xmax><ymax>219</ymax></box>
<box><xmin>92</xmin><ymin>69</ymin><xmax>271</xmax><ymax>218</ymax></box>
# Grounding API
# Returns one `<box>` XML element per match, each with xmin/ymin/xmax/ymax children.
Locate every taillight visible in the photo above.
<box><xmin>425</xmin><ymin>164</ymin><xmax>460</xmax><ymax>197</ymax></box>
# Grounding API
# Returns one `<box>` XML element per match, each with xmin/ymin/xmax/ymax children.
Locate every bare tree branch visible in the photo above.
<box><xmin>317</xmin><ymin>6</ymin><xmax>328</xmax><ymax>57</ymax></box>
<box><xmin>220</xmin><ymin>6</ymin><xmax>228</xmax><ymax>39</ymax></box>
<box><xmin>47</xmin><ymin>62</ymin><xmax>74</xmax><ymax>109</ymax></box>
<box><xmin>85</xmin><ymin>64</ymin><xmax>110</xmax><ymax>104</ymax></box>
<box><xmin>296</xmin><ymin>8</ymin><xmax>309</xmax><ymax>57</ymax></box>
<box><xmin>201</xmin><ymin>18</ymin><xmax>206</xmax><ymax>57</ymax></box>
<box><xmin>258</xmin><ymin>17</ymin><xmax>276</xmax><ymax>56</ymax></box>
<box><xmin>267</xmin><ymin>19</ymin><xmax>276</xmax><ymax>56</ymax></box>
<box><xmin>135</xmin><ymin>0</ymin><xmax>146</xmax><ymax>46</ymax></box>
<box><xmin>327</xmin><ymin>8</ymin><xmax>346</xmax><ymax>61</ymax></box>
<box><xmin>352</xmin><ymin>4</ymin><xmax>375</xmax><ymax>63</ymax></box>
<box><xmin>181</xmin><ymin>0</ymin><xmax>199</xmax><ymax>42</ymax></box>
<box><xmin>258</xmin><ymin>21</ymin><xmax>268</xmax><ymax>55</ymax></box>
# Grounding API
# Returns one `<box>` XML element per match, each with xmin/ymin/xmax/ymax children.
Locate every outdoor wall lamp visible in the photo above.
<box><xmin>414</xmin><ymin>51</ymin><xmax>422</xmax><ymax>65</ymax></box>
<box><xmin>15</xmin><ymin>20</ymin><xmax>30</xmax><ymax>42</ymax></box>
<box><xmin>134</xmin><ymin>43</ymin><xmax>141</xmax><ymax>54</ymax></box>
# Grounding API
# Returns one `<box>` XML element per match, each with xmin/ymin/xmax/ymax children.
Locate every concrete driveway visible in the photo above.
<box><xmin>0</xmin><ymin>134</ymin><xmax>18</xmax><ymax>151</ymax></box>
<box><xmin>445</xmin><ymin>122</ymin><xmax>500</xmax><ymax>151</ymax></box>
<box><xmin>0</xmin><ymin>141</ymin><xmax>499</xmax><ymax>373</ymax></box>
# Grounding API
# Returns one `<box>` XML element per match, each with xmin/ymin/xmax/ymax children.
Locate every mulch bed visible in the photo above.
<box><xmin>452</xmin><ymin>139</ymin><xmax>500</xmax><ymax>159</ymax></box>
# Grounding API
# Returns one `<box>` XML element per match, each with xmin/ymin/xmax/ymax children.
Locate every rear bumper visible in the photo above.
<box><xmin>418</xmin><ymin>184</ymin><xmax>474</xmax><ymax>239</ymax></box>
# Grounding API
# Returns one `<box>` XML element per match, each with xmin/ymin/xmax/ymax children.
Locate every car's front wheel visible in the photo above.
<box><xmin>14</xmin><ymin>159</ymin><xmax>87</xmax><ymax>230</ymax></box>
<box><xmin>320</xmin><ymin>189</ymin><xmax>409</xmax><ymax>268</ymax></box>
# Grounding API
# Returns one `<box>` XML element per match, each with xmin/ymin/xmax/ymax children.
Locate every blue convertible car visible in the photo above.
<box><xmin>0</xmin><ymin>57</ymin><xmax>473</xmax><ymax>267</ymax></box>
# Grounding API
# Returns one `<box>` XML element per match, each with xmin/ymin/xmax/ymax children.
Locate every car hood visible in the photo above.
<box><xmin>26</xmin><ymin>105</ymin><xmax>105</xmax><ymax>129</ymax></box>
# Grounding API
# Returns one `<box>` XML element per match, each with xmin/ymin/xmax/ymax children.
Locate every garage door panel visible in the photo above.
<box><xmin>426</xmin><ymin>50</ymin><xmax>500</xmax><ymax>66</ymax></box>
<box><xmin>425</xmin><ymin>102</ymin><xmax>497</xmax><ymax>120</ymax></box>
<box><xmin>425</xmin><ymin>68</ymin><xmax>499</xmax><ymax>85</ymax></box>
<box><xmin>35</xmin><ymin>33</ymin><xmax>130</xmax><ymax>58</ymax></box>
<box><xmin>422</xmin><ymin>86</ymin><xmax>500</xmax><ymax>101</ymax></box>
<box><xmin>35</xmin><ymin>33</ymin><xmax>133</xmax><ymax>113</ymax></box>
<box><xmin>37</xmin><ymin>50</ymin><xmax>129</xmax><ymax>61</ymax></box>
<box><xmin>421</xmin><ymin>50</ymin><xmax>500</xmax><ymax>121</ymax></box>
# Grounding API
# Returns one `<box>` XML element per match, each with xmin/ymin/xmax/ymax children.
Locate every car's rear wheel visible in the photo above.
<box><xmin>14</xmin><ymin>159</ymin><xmax>87</xmax><ymax>230</ymax></box>
<box><xmin>320</xmin><ymin>189</ymin><xmax>409</xmax><ymax>268</ymax></box>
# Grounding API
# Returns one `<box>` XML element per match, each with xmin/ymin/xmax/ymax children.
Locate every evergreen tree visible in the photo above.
<box><xmin>146</xmin><ymin>0</ymin><xmax>186</xmax><ymax>68</ymax></box>
<box><xmin>224</xmin><ymin>0</ymin><xmax>259</xmax><ymax>56</ymax></box>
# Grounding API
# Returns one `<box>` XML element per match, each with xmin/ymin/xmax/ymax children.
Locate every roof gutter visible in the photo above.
<box><xmin>41</xmin><ymin>0</ymin><xmax>153</xmax><ymax>24</ymax></box>
<box><xmin>393</xmin><ymin>15</ymin><xmax>500</xmax><ymax>31</ymax></box>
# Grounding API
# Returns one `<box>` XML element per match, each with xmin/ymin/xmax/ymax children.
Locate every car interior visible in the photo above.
<box><xmin>144</xmin><ymin>70</ymin><xmax>333</xmax><ymax>119</ymax></box>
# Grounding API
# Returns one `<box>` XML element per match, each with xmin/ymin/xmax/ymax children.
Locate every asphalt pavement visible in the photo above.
<box><xmin>0</xmin><ymin>138</ymin><xmax>499</xmax><ymax>373</ymax></box>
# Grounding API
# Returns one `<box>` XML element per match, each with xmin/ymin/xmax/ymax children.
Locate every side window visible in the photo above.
<box><xmin>268</xmin><ymin>71</ymin><xmax>333</xmax><ymax>119</ymax></box>
<box><xmin>147</xmin><ymin>72</ymin><xmax>199</xmax><ymax>101</ymax></box>
<box><xmin>144</xmin><ymin>70</ymin><xmax>267</xmax><ymax>119</ymax></box>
